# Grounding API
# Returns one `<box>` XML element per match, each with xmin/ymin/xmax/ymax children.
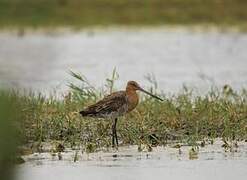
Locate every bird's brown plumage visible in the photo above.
<box><xmin>80</xmin><ymin>91</ymin><xmax>128</xmax><ymax>119</ymax></box>
<box><xmin>80</xmin><ymin>81</ymin><xmax>163</xmax><ymax>119</ymax></box>
<box><xmin>80</xmin><ymin>81</ymin><xmax>142</xmax><ymax>119</ymax></box>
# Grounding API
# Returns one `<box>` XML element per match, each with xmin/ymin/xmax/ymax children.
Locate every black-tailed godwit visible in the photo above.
<box><xmin>80</xmin><ymin>81</ymin><xmax>163</xmax><ymax>147</ymax></box>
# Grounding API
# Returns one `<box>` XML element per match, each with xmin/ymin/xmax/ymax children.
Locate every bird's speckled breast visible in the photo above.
<box><xmin>126</xmin><ymin>91</ymin><xmax>139</xmax><ymax>112</ymax></box>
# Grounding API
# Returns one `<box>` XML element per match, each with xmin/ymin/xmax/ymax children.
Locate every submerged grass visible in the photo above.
<box><xmin>0</xmin><ymin>0</ymin><xmax>247</xmax><ymax>29</ymax></box>
<box><xmin>3</xmin><ymin>71</ymin><xmax>247</xmax><ymax>153</ymax></box>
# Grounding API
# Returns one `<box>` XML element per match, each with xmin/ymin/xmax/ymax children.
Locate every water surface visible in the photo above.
<box><xmin>17</xmin><ymin>140</ymin><xmax>247</xmax><ymax>180</ymax></box>
<box><xmin>0</xmin><ymin>28</ymin><xmax>246</xmax><ymax>94</ymax></box>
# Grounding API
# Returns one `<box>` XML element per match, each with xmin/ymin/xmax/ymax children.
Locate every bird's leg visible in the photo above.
<box><xmin>114</xmin><ymin>118</ymin><xmax>118</xmax><ymax>147</ymax></box>
<box><xmin>112</xmin><ymin>120</ymin><xmax>115</xmax><ymax>148</ymax></box>
<box><xmin>111</xmin><ymin>118</ymin><xmax>118</xmax><ymax>148</ymax></box>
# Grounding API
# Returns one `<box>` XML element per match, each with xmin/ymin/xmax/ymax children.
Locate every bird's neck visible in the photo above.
<box><xmin>126</xmin><ymin>88</ymin><xmax>139</xmax><ymax>112</ymax></box>
<box><xmin>126</xmin><ymin>87</ymin><xmax>137</xmax><ymax>96</ymax></box>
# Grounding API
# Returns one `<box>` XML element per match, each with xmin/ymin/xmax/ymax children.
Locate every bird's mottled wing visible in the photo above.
<box><xmin>83</xmin><ymin>91</ymin><xmax>127</xmax><ymax>118</ymax></box>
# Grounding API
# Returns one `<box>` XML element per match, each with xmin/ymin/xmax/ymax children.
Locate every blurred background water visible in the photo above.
<box><xmin>0</xmin><ymin>28</ymin><xmax>246</xmax><ymax>95</ymax></box>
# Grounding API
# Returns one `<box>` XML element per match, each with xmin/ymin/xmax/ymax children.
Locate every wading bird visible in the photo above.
<box><xmin>80</xmin><ymin>81</ymin><xmax>163</xmax><ymax>147</ymax></box>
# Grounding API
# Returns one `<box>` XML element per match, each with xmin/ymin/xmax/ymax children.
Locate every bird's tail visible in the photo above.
<box><xmin>79</xmin><ymin>110</ymin><xmax>89</xmax><ymax>116</ymax></box>
<box><xmin>79</xmin><ymin>109</ymin><xmax>95</xmax><ymax>117</ymax></box>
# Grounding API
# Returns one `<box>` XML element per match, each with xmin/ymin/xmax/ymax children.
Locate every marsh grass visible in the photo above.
<box><xmin>3</xmin><ymin>71</ymin><xmax>247</xmax><ymax>153</ymax></box>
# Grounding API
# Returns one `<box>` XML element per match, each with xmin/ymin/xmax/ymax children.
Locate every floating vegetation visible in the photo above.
<box><xmin>189</xmin><ymin>147</ymin><xmax>199</xmax><ymax>160</ymax></box>
<box><xmin>73</xmin><ymin>151</ymin><xmax>79</xmax><ymax>162</ymax></box>
<box><xmin>172</xmin><ymin>144</ymin><xmax>181</xmax><ymax>149</ymax></box>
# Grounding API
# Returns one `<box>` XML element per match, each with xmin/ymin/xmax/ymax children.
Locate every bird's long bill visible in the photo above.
<box><xmin>139</xmin><ymin>88</ymin><xmax>163</xmax><ymax>101</ymax></box>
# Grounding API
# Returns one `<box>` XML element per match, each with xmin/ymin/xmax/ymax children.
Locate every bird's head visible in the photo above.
<box><xmin>127</xmin><ymin>81</ymin><xmax>141</xmax><ymax>91</ymax></box>
<box><xmin>126</xmin><ymin>81</ymin><xmax>163</xmax><ymax>101</ymax></box>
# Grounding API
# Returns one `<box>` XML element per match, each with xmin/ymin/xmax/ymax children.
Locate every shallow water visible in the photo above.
<box><xmin>0</xmin><ymin>28</ymin><xmax>247</xmax><ymax>94</ymax></box>
<box><xmin>17</xmin><ymin>140</ymin><xmax>247</xmax><ymax>180</ymax></box>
